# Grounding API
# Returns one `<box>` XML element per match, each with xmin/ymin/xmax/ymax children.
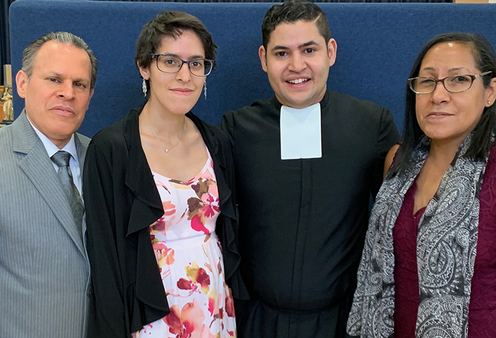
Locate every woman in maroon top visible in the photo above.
<box><xmin>347</xmin><ymin>32</ymin><xmax>496</xmax><ymax>337</ymax></box>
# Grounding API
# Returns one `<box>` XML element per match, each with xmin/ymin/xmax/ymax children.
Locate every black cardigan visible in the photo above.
<box><xmin>83</xmin><ymin>107</ymin><xmax>241</xmax><ymax>337</ymax></box>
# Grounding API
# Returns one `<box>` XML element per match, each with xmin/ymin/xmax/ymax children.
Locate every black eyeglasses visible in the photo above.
<box><xmin>408</xmin><ymin>71</ymin><xmax>492</xmax><ymax>94</ymax></box>
<box><xmin>150</xmin><ymin>54</ymin><xmax>214</xmax><ymax>77</ymax></box>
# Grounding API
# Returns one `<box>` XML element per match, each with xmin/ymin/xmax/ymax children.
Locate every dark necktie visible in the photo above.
<box><xmin>51</xmin><ymin>150</ymin><xmax>84</xmax><ymax>236</ymax></box>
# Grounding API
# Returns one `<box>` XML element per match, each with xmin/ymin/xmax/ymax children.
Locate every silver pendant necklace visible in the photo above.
<box><xmin>147</xmin><ymin>115</ymin><xmax>186</xmax><ymax>153</ymax></box>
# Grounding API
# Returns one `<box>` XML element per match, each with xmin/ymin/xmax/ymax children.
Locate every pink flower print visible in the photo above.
<box><xmin>206</xmin><ymin>180</ymin><xmax>219</xmax><ymax>200</ymax></box>
<box><xmin>187</xmin><ymin>180</ymin><xmax>219</xmax><ymax>234</ymax></box>
<box><xmin>177</xmin><ymin>278</ymin><xmax>194</xmax><ymax>291</ymax></box>
<box><xmin>191</xmin><ymin>179</ymin><xmax>209</xmax><ymax>199</ymax></box>
<box><xmin>186</xmin><ymin>261</ymin><xmax>211</xmax><ymax>295</ymax></box>
<box><xmin>163</xmin><ymin>305</ymin><xmax>184</xmax><ymax>336</ymax></box>
<box><xmin>208</xmin><ymin>295</ymin><xmax>216</xmax><ymax>317</ymax></box>
<box><xmin>151</xmin><ymin>201</ymin><xmax>176</xmax><ymax>234</ymax></box>
<box><xmin>132</xmin><ymin>323</ymin><xmax>155</xmax><ymax>337</ymax></box>
<box><xmin>153</xmin><ymin>242</ymin><xmax>175</xmax><ymax>268</ymax></box>
<box><xmin>200</xmin><ymin>193</ymin><xmax>219</xmax><ymax>218</ymax></box>
<box><xmin>164</xmin><ymin>299</ymin><xmax>216</xmax><ymax>338</ymax></box>
<box><xmin>204</xmin><ymin>262</ymin><xmax>212</xmax><ymax>273</ymax></box>
<box><xmin>151</xmin><ymin>217</ymin><xmax>166</xmax><ymax>233</ymax></box>
<box><xmin>200</xmin><ymin>166</ymin><xmax>215</xmax><ymax>182</ymax></box>
<box><xmin>207</xmin><ymin>289</ymin><xmax>218</xmax><ymax>317</ymax></box>
<box><xmin>163</xmin><ymin>200</ymin><xmax>176</xmax><ymax>217</ymax></box>
<box><xmin>174</xmin><ymin>262</ymin><xmax>211</xmax><ymax>297</ymax></box>
<box><xmin>162</xmin><ymin>200</ymin><xmax>176</xmax><ymax>227</ymax></box>
<box><xmin>194</xmin><ymin>268</ymin><xmax>211</xmax><ymax>295</ymax></box>
<box><xmin>155</xmin><ymin>178</ymin><xmax>171</xmax><ymax>194</ymax></box>
<box><xmin>216</xmin><ymin>259</ymin><xmax>223</xmax><ymax>276</ymax></box>
<box><xmin>181</xmin><ymin>299</ymin><xmax>216</xmax><ymax>338</ymax></box>
<box><xmin>169</xmin><ymin>178</ymin><xmax>191</xmax><ymax>186</ymax></box>
<box><xmin>191</xmin><ymin>214</ymin><xmax>209</xmax><ymax>234</ymax></box>
<box><xmin>225</xmin><ymin>287</ymin><xmax>235</xmax><ymax>318</ymax></box>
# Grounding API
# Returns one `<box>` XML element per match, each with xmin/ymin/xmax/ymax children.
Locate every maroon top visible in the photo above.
<box><xmin>393</xmin><ymin>145</ymin><xmax>496</xmax><ymax>337</ymax></box>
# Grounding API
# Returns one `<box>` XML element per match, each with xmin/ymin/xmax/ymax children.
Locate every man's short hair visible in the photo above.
<box><xmin>22</xmin><ymin>32</ymin><xmax>98</xmax><ymax>89</ymax></box>
<box><xmin>262</xmin><ymin>0</ymin><xmax>331</xmax><ymax>49</ymax></box>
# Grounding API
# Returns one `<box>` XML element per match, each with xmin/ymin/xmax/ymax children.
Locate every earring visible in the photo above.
<box><xmin>488</xmin><ymin>101</ymin><xmax>492</xmax><ymax>105</ymax></box>
<box><xmin>203</xmin><ymin>80</ymin><xmax>207</xmax><ymax>100</ymax></box>
<box><xmin>142</xmin><ymin>79</ymin><xmax>147</xmax><ymax>97</ymax></box>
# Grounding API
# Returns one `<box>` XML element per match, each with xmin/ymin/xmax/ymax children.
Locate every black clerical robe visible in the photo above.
<box><xmin>221</xmin><ymin>91</ymin><xmax>399</xmax><ymax>338</ymax></box>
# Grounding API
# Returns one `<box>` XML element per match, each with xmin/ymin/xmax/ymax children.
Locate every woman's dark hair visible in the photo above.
<box><xmin>388</xmin><ymin>32</ymin><xmax>496</xmax><ymax>178</ymax></box>
<box><xmin>135</xmin><ymin>11</ymin><xmax>218</xmax><ymax>93</ymax></box>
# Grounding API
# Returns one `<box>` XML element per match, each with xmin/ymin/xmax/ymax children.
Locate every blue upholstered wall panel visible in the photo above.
<box><xmin>9</xmin><ymin>0</ymin><xmax>496</xmax><ymax>137</ymax></box>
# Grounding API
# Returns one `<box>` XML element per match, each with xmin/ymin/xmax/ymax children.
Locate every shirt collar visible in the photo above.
<box><xmin>26</xmin><ymin>115</ymin><xmax>79</xmax><ymax>163</ymax></box>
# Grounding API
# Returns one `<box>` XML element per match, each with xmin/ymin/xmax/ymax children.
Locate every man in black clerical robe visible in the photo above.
<box><xmin>221</xmin><ymin>1</ymin><xmax>400</xmax><ymax>337</ymax></box>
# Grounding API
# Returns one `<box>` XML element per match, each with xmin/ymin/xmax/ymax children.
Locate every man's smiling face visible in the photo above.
<box><xmin>259</xmin><ymin>19</ymin><xmax>336</xmax><ymax>108</ymax></box>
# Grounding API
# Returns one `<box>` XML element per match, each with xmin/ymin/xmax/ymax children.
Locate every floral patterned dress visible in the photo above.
<box><xmin>133</xmin><ymin>152</ymin><xmax>236</xmax><ymax>338</ymax></box>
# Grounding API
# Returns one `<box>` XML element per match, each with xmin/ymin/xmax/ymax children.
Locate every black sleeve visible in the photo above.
<box><xmin>220</xmin><ymin>111</ymin><xmax>236</xmax><ymax>149</ymax></box>
<box><xmin>83</xmin><ymin>141</ymin><xmax>128</xmax><ymax>338</ymax></box>
<box><xmin>370</xmin><ymin>107</ymin><xmax>400</xmax><ymax>198</ymax></box>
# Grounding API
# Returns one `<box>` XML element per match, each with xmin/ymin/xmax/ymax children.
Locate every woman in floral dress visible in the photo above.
<box><xmin>83</xmin><ymin>11</ymin><xmax>240</xmax><ymax>337</ymax></box>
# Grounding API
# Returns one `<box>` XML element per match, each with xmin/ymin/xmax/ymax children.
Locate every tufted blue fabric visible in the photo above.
<box><xmin>9</xmin><ymin>0</ymin><xmax>496</xmax><ymax>137</ymax></box>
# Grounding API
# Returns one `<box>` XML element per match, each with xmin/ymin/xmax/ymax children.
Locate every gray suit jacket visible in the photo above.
<box><xmin>0</xmin><ymin>111</ymin><xmax>91</xmax><ymax>338</ymax></box>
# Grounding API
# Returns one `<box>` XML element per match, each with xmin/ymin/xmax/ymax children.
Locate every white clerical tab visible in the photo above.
<box><xmin>280</xmin><ymin>103</ymin><xmax>322</xmax><ymax>160</ymax></box>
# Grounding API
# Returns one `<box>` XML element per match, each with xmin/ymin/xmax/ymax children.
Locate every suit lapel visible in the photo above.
<box><xmin>75</xmin><ymin>132</ymin><xmax>89</xmax><ymax>173</ymax></box>
<box><xmin>13</xmin><ymin>111</ymin><xmax>86</xmax><ymax>254</ymax></box>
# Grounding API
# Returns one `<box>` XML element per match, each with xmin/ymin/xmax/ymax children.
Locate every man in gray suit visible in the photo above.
<box><xmin>0</xmin><ymin>32</ymin><xmax>97</xmax><ymax>337</ymax></box>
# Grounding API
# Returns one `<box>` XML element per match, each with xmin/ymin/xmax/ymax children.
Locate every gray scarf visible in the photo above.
<box><xmin>347</xmin><ymin>135</ymin><xmax>487</xmax><ymax>337</ymax></box>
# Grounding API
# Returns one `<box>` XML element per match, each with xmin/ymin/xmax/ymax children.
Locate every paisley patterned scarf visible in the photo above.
<box><xmin>347</xmin><ymin>135</ymin><xmax>488</xmax><ymax>338</ymax></box>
